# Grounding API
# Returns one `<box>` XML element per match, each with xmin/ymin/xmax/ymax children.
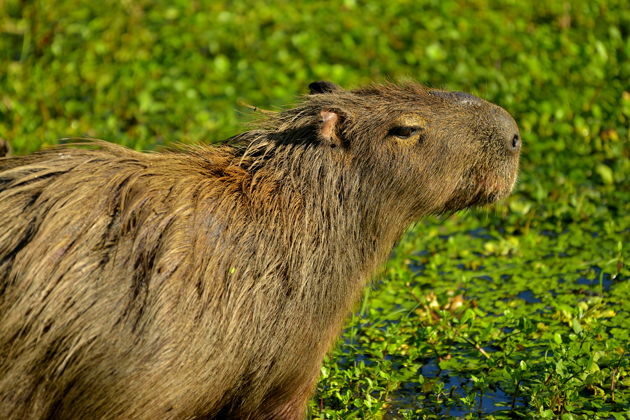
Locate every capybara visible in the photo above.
<box><xmin>0</xmin><ymin>81</ymin><xmax>521</xmax><ymax>419</ymax></box>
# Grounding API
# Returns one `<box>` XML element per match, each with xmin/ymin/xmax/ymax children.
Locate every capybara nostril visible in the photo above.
<box><xmin>510</xmin><ymin>133</ymin><xmax>521</xmax><ymax>152</ymax></box>
<box><xmin>489</xmin><ymin>106</ymin><xmax>521</xmax><ymax>156</ymax></box>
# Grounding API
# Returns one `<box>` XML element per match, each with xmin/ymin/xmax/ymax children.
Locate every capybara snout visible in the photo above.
<box><xmin>431</xmin><ymin>89</ymin><xmax>521</xmax><ymax>154</ymax></box>
<box><xmin>0</xmin><ymin>81</ymin><xmax>519</xmax><ymax>419</ymax></box>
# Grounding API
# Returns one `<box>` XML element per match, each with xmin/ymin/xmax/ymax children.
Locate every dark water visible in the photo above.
<box><xmin>385</xmin><ymin>357</ymin><xmax>527</xmax><ymax>418</ymax></box>
<box><xmin>576</xmin><ymin>265</ymin><xmax>614</xmax><ymax>292</ymax></box>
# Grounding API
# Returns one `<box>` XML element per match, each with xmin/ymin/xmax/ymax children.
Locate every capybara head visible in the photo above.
<box><xmin>0</xmin><ymin>81</ymin><xmax>520</xmax><ymax>420</ymax></box>
<box><xmin>247</xmin><ymin>81</ymin><xmax>520</xmax><ymax>227</ymax></box>
<box><xmin>305</xmin><ymin>82</ymin><xmax>520</xmax><ymax>212</ymax></box>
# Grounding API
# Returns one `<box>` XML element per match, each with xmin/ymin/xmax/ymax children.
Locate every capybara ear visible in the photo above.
<box><xmin>0</xmin><ymin>139</ymin><xmax>10</xmax><ymax>157</ymax></box>
<box><xmin>319</xmin><ymin>109</ymin><xmax>346</xmax><ymax>148</ymax></box>
<box><xmin>309</xmin><ymin>81</ymin><xmax>341</xmax><ymax>95</ymax></box>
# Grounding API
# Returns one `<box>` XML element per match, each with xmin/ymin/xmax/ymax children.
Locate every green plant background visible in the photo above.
<box><xmin>1</xmin><ymin>0</ymin><xmax>628</xmax><ymax>418</ymax></box>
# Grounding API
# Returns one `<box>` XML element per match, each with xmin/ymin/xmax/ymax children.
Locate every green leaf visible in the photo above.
<box><xmin>595</xmin><ymin>164</ymin><xmax>614</xmax><ymax>185</ymax></box>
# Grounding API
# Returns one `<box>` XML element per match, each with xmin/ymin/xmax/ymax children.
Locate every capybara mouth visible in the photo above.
<box><xmin>439</xmin><ymin>163</ymin><xmax>518</xmax><ymax>212</ymax></box>
<box><xmin>482</xmin><ymin>169</ymin><xmax>519</xmax><ymax>203</ymax></box>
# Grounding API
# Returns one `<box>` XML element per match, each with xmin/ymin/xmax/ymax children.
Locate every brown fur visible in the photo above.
<box><xmin>0</xmin><ymin>82</ymin><xmax>520</xmax><ymax>419</ymax></box>
<box><xmin>0</xmin><ymin>139</ymin><xmax>9</xmax><ymax>157</ymax></box>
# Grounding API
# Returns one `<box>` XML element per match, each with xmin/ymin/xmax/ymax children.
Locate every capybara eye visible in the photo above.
<box><xmin>388</xmin><ymin>126</ymin><xmax>421</xmax><ymax>139</ymax></box>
